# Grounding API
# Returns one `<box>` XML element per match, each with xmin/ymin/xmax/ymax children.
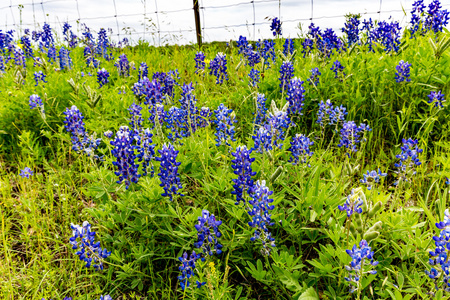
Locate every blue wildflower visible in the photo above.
<box><xmin>231</xmin><ymin>145</ymin><xmax>256</xmax><ymax>205</ymax></box>
<box><xmin>63</xmin><ymin>22</ymin><xmax>78</xmax><ymax>48</ymax></box>
<box><xmin>248</xmin><ymin>180</ymin><xmax>276</xmax><ymax>256</ymax></box>
<box><xmin>252</xmin><ymin>126</ymin><xmax>272</xmax><ymax>154</ymax></box>
<box><xmin>33</xmin><ymin>71</ymin><xmax>47</xmax><ymax>86</ymax></box>
<box><xmin>178</xmin><ymin>251</ymin><xmax>204</xmax><ymax>290</ymax></box>
<box><xmin>395</xmin><ymin>60</ymin><xmax>411</xmax><ymax>83</ymax></box>
<box><xmin>155</xmin><ymin>143</ymin><xmax>183</xmax><ymax>200</ymax></box>
<box><xmin>237</xmin><ymin>36</ymin><xmax>249</xmax><ymax>54</ymax></box>
<box><xmin>338</xmin><ymin>189</ymin><xmax>364</xmax><ymax>217</ymax></box>
<box><xmin>289</xmin><ymin>134</ymin><xmax>314</xmax><ymax>165</ymax></box>
<box><xmin>213</xmin><ymin>104</ymin><xmax>236</xmax><ymax>146</ymax></box>
<box><xmin>424</xmin><ymin>0</ymin><xmax>450</xmax><ymax>33</ymax></box>
<box><xmin>29</xmin><ymin>94</ymin><xmax>44</xmax><ymax>112</ymax></box>
<box><xmin>69</xmin><ymin>221</ymin><xmax>111</xmax><ymax>270</ymax></box>
<box><xmin>13</xmin><ymin>47</ymin><xmax>26</xmax><ymax>68</ymax></box>
<box><xmin>394</xmin><ymin>138</ymin><xmax>423</xmax><ymax>185</ymax></box>
<box><xmin>283</xmin><ymin>38</ymin><xmax>294</xmax><ymax>56</ymax></box>
<box><xmin>286</xmin><ymin>77</ymin><xmax>305</xmax><ymax>116</ymax></box>
<box><xmin>344</xmin><ymin>240</ymin><xmax>378</xmax><ymax>294</ymax></box>
<box><xmin>58</xmin><ymin>47</ymin><xmax>73</xmax><ymax>70</ymax></box>
<box><xmin>360</xmin><ymin>169</ymin><xmax>387</xmax><ymax>190</ymax></box>
<box><xmin>19</xmin><ymin>167</ymin><xmax>33</xmax><ymax>178</ymax></box>
<box><xmin>114</xmin><ymin>53</ymin><xmax>130</xmax><ymax>77</ymax></box>
<box><xmin>254</xmin><ymin>93</ymin><xmax>268</xmax><ymax>129</ymax></box>
<box><xmin>20</xmin><ymin>35</ymin><xmax>34</xmax><ymax>58</ymax></box>
<box><xmin>342</xmin><ymin>17</ymin><xmax>360</xmax><ymax>46</ymax></box>
<box><xmin>209</xmin><ymin>52</ymin><xmax>228</xmax><ymax>84</ymax></box>
<box><xmin>97</xmin><ymin>68</ymin><xmax>110</xmax><ymax>88</ymax></box>
<box><xmin>138</xmin><ymin>62</ymin><xmax>148</xmax><ymax>80</ymax></box>
<box><xmin>194</xmin><ymin>51</ymin><xmax>206</xmax><ymax>74</ymax></box>
<box><xmin>279</xmin><ymin>61</ymin><xmax>294</xmax><ymax>92</ymax></box>
<box><xmin>307</xmin><ymin>67</ymin><xmax>321</xmax><ymax>86</ymax></box>
<box><xmin>428</xmin><ymin>90</ymin><xmax>445</xmax><ymax>108</ymax></box>
<box><xmin>331</xmin><ymin>60</ymin><xmax>345</xmax><ymax>79</ymax></box>
<box><xmin>249</xmin><ymin>68</ymin><xmax>260</xmax><ymax>87</ymax></box>
<box><xmin>266</xmin><ymin>110</ymin><xmax>291</xmax><ymax>149</ymax></box>
<box><xmin>194</xmin><ymin>210</ymin><xmax>223</xmax><ymax>257</ymax></box>
<box><xmin>270</xmin><ymin>17</ymin><xmax>282</xmax><ymax>36</ymax></box>
<box><xmin>338</xmin><ymin>121</ymin><xmax>371</xmax><ymax>156</ymax></box>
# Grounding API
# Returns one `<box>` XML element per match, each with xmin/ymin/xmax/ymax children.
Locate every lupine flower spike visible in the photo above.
<box><xmin>428</xmin><ymin>90</ymin><xmax>445</xmax><ymax>108</ymax></box>
<box><xmin>339</xmin><ymin>189</ymin><xmax>364</xmax><ymax>217</ymax></box>
<box><xmin>178</xmin><ymin>251</ymin><xmax>205</xmax><ymax>290</ymax></box>
<box><xmin>289</xmin><ymin>134</ymin><xmax>314</xmax><ymax>166</ymax></box>
<box><xmin>344</xmin><ymin>240</ymin><xmax>378</xmax><ymax>294</ymax></box>
<box><xmin>155</xmin><ymin>143</ymin><xmax>183</xmax><ymax>200</ymax></box>
<box><xmin>395</xmin><ymin>60</ymin><xmax>411</xmax><ymax>83</ymax></box>
<box><xmin>394</xmin><ymin>138</ymin><xmax>423</xmax><ymax>185</ymax></box>
<box><xmin>231</xmin><ymin>145</ymin><xmax>256</xmax><ymax>205</ymax></box>
<box><xmin>69</xmin><ymin>221</ymin><xmax>111</xmax><ymax>270</ymax></box>
<box><xmin>194</xmin><ymin>210</ymin><xmax>223</xmax><ymax>257</ymax></box>
<box><xmin>19</xmin><ymin>167</ymin><xmax>33</xmax><ymax>178</ymax></box>
<box><xmin>213</xmin><ymin>104</ymin><xmax>237</xmax><ymax>146</ymax></box>
<box><xmin>270</xmin><ymin>17</ymin><xmax>282</xmax><ymax>36</ymax></box>
<box><xmin>360</xmin><ymin>169</ymin><xmax>387</xmax><ymax>190</ymax></box>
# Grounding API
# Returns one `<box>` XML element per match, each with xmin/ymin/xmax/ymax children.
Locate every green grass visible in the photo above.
<box><xmin>1</xmin><ymin>25</ymin><xmax>450</xmax><ymax>300</ymax></box>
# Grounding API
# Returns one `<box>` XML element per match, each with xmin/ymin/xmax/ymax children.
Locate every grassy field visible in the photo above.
<box><xmin>1</xmin><ymin>5</ymin><xmax>450</xmax><ymax>300</ymax></box>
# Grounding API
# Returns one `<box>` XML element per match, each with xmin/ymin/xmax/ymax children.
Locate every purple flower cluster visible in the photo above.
<box><xmin>252</xmin><ymin>126</ymin><xmax>272</xmax><ymax>153</ymax></box>
<box><xmin>155</xmin><ymin>143</ymin><xmax>183</xmax><ymax>200</ymax></box>
<box><xmin>63</xmin><ymin>22</ymin><xmax>78</xmax><ymax>48</ymax></box>
<box><xmin>254</xmin><ymin>93</ymin><xmax>268</xmax><ymax>128</ymax></box>
<box><xmin>331</xmin><ymin>60</ymin><xmax>345</xmax><ymax>79</ymax></box>
<box><xmin>301</xmin><ymin>24</ymin><xmax>344</xmax><ymax>57</ymax></box>
<box><xmin>231</xmin><ymin>145</ymin><xmax>256</xmax><ymax>205</ymax></box>
<box><xmin>265</xmin><ymin>110</ymin><xmax>291</xmax><ymax>149</ymax></box>
<box><xmin>194</xmin><ymin>210</ymin><xmax>223</xmax><ymax>257</ymax></box>
<box><xmin>288</xmin><ymin>133</ymin><xmax>314</xmax><ymax>165</ymax></box>
<box><xmin>29</xmin><ymin>94</ymin><xmax>44</xmax><ymax>112</ymax></box>
<box><xmin>63</xmin><ymin>105</ymin><xmax>101</xmax><ymax>156</ymax></box>
<box><xmin>97</xmin><ymin>68</ymin><xmax>110</xmax><ymax>88</ymax></box>
<box><xmin>307</xmin><ymin>67</ymin><xmax>321</xmax><ymax>86</ymax></box>
<box><xmin>132</xmin><ymin>77</ymin><xmax>165</xmax><ymax>107</ymax></box>
<box><xmin>257</xmin><ymin>40</ymin><xmax>276</xmax><ymax>68</ymax></box>
<box><xmin>249</xmin><ymin>68</ymin><xmax>260</xmax><ymax>87</ymax></box>
<box><xmin>209</xmin><ymin>52</ymin><xmax>228</xmax><ymax>84</ymax></box>
<box><xmin>19</xmin><ymin>167</ymin><xmax>33</xmax><ymax>178</ymax></box>
<box><xmin>237</xmin><ymin>35</ymin><xmax>249</xmax><ymax>54</ymax></box>
<box><xmin>338</xmin><ymin>189</ymin><xmax>364</xmax><ymax>217</ymax></box>
<box><xmin>338</xmin><ymin>121</ymin><xmax>371</xmax><ymax>156</ymax></box>
<box><xmin>58</xmin><ymin>47</ymin><xmax>73</xmax><ymax>70</ymax></box>
<box><xmin>411</xmin><ymin>0</ymin><xmax>449</xmax><ymax>36</ymax></box>
<box><xmin>395</xmin><ymin>60</ymin><xmax>411</xmax><ymax>83</ymax></box>
<box><xmin>248</xmin><ymin>180</ymin><xmax>276</xmax><ymax>256</ymax></box>
<box><xmin>394</xmin><ymin>138</ymin><xmax>423</xmax><ymax>184</ymax></box>
<box><xmin>342</xmin><ymin>17</ymin><xmax>360</xmax><ymax>46</ymax></box>
<box><xmin>279</xmin><ymin>61</ymin><xmax>294</xmax><ymax>92</ymax></box>
<box><xmin>194</xmin><ymin>51</ymin><xmax>206</xmax><ymax>74</ymax></box>
<box><xmin>69</xmin><ymin>221</ymin><xmax>111</xmax><ymax>271</ymax></box>
<box><xmin>111</xmin><ymin>126</ymin><xmax>140</xmax><ymax>189</ymax></box>
<box><xmin>426</xmin><ymin>209</ymin><xmax>450</xmax><ymax>292</ymax></box>
<box><xmin>428</xmin><ymin>90</ymin><xmax>445</xmax><ymax>108</ymax></box>
<box><xmin>283</xmin><ymin>38</ymin><xmax>294</xmax><ymax>56</ymax></box>
<box><xmin>20</xmin><ymin>35</ymin><xmax>34</xmax><ymax>58</ymax></box>
<box><xmin>152</xmin><ymin>69</ymin><xmax>179</xmax><ymax>97</ymax></box>
<box><xmin>286</xmin><ymin>77</ymin><xmax>305</xmax><ymax>116</ymax></box>
<box><xmin>213</xmin><ymin>104</ymin><xmax>236</xmax><ymax>146</ymax></box>
<box><xmin>33</xmin><ymin>71</ymin><xmax>47</xmax><ymax>86</ymax></box>
<box><xmin>360</xmin><ymin>169</ymin><xmax>387</xmax><ymax>190</ymax></box>
<box><xmin>114</xmin><ymin>53</ymin><xmax>130</xmax><ymax>77</ymax></box>
<box><xmin>138</xmin><ymin>62</ymin><xmax>148</xmax><ymax>80</ymax></box>
<box><xmin>344</xmin><ymin>240</ymin><xmax>378</xmax><ymax>294</ymax></box>
<box><xmin>13</xmin><ymin>47</ymin><xmax>26</xmax><ymax>68</ymax></box>
<box><xmin>270</xmin><ymin>17</ymin><xmax>282</xmax><ymax>36</ymax></box>
<box><xmin>365</xmin><ymin>19</ymin><xmax>402</xmax><ymax>53</ymax></box>
<box><xmin>178</xmin><ymin>251</ymin><xmax>204</xmax><ymax>290</ymax></box>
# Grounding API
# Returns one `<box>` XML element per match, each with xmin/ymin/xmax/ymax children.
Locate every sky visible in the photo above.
<box><xmin>0</xmin><ymin>0</ymin><xmax>444</xmax><ymax>46</ymax></box>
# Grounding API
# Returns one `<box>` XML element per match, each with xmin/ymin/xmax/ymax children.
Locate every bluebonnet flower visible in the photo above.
<box><xmin>394</xmin><ymin>138</ymin><xmax>423</xmax><ymax>185</ymax></box>
<box><xmin>446</xmin><ymin>178</ymin><xmax>450</xmax><ymax>185</ymax></box>
<box><xmin>165</xmin><ymin>106</ymin><xmax>189</xmax><ymax>141</ymax></box>
<box><xmin>395</xmin><ymin>60</ymin><xmax>411</xmax><ymax>83</ymax></box>
<box><xmin>47</xmin><ymin>46</ymin><xmax>57</xmax><ymax>64</ymax></box>
<box><xmin>237</xmin><ymin>35</ymin><xmax>249</xmax><ymax>54</ymax></box>
<box><xmin>301</xmin><ymin>38</ymin><xmax>314</xmax><ymax>57</ymax></box>
<box><xmin>231</xmin><ymin>145</ymin><xmax>256</xmax><ymax>205</ymax></box>
<box><xmin>33</xmin><ymin>71</ymin><xmax>47</xmax><ymax>86</ymax></box>
<box><xmin>286</xmin><ymin>77</ymin><xmax>305</xmax><ymax>116</ymax></box>
<box><xmin>115</xmin><ymin>53</ymin><xmax>130</xmax><ymax>77</ymax></box>
<box><xmin>197</xmin><ymin>107</ymin><xmax>212</xmax><ymax>128</ymax></box>
<box><xmin>424</xmin><ymin>0</ymin><xmax>450</xmax><ymax>34</ymax></box>
<box><xmin>40</xmin><ymin>23</ymin><xmax>54</xmax><ymax>49</ymax></box>
<box><xmin>213</xmin><ymin>104</ymin><xmax>236</xmax><ymax>146</ymax></box>
<box><xmin>428</xmin><ymin>90</ymin><xmax>445</xmax><ymax>108</ymax></box>
<box><xmin>63</xmin><ymin>106</ymin><xmax>101</xmax><ymax>157</ymax></box>
<box><xmin>289</xmin><ymin>134</ymin><xmax>313</xmax><ymax>165</ymax></box>
<box><xmin>331</xmin><ymin>60</ymin><xmax>345</xmax><ymax>79</ymax></box>
<box><xmin>136</xmin><ymin>128</ymin><xmax>156</xmax><ymax>177</ymax></box>
<box><xmin>270</xmin><ymin>17</ymin><xmax>282</xmax><ymax>36</ymax></box>
<box><xmin>338</xmin><ymin>189</ymin><xmax>364</xmax><ymax>217</ymax></box>
<box><xmin>259</xmin><ymin>40</ymin><xmax>276</xmax><ymax>68</ymax></box>
<box><xmin>342</xmin><ymin>17</ymin><xmax>360</xmax><ymax>46</ymax></box>
<box><xmin>375</xmin><ymin>20</ymin><xmax>402</xmax><ymax>53</ymax></box>
<box><xmin>345</xmin><ymin>240</ymin><xmax>378</xmax><ymax>294</ymax></box>
<box><xmin>279</xmin><ymin>61</ymin><xmax>294</xmax><ymax>92</ymax></box>
<box><xmin>97</xmin><ymin>68</ymin><xmax>110</xmax><ymax>88</ymax></box>
<box><xmin>103</xmin><ymin>130</ymin><xmax>113</xmax><ymax>139</ymax></box>
<box><xmin>96</xmin><ymin>296</ymin><xmax>112</xmax><ymax>300</ymax></box>
<box><xmin>252</xmin><ymin>126</ymin><xmax>272</xmax><ymax>154</ymax></box>
<box><xmin>96</xmin><ymin>28</ymin><xmax>110</xmax><ymax>59</ymax></box>
<box><xmin>307</xmin><ymin>67</ymin><xmax>321</xmax><ymax>86</ymax></box>
<box><xmin>338</xmin><ymin>121</ymin><xmax>371</xmax><ymax>156</ymax></box>
<box><xmin>425</xmin><ymin>209</ymin><xmax>450</xmax><ymax>292</ymax></box>
<box><xmin>321</xmin><ymin>28</ymin><xmax>344</xmax><ymax>57</ymax></box>
<box><xmin>209</xmin><ymin>52</ymin><xmax>228</xmax><ymax>84</ymax></box>
<box><xmin>20</xmin><ymin>35</ymin><xmax>34</xmax><ymax>58</ymax></box>
<box><xmin>254</xmin><ymin>93</ymin><xmax>268</xmax><ymax>128</ymax></box>
<box><xmin>69</xmin><ymin>221</ymin><xmax>111</xmax><ymax>270</ymax></box>
<box><xmin>19</xmin><ymin>167</ymin><xmax>33</xmax><ymax>178</ymax></box>
<box><xmin>128</xmin><ymin>103</ymin><xmax>143</xmax><ymax>133</ymax></box>
<box><xmin>29</xmin><ymin>94</ymin><xmax>44</xmax><ymax>112</ymax></box>
<box><xmin>58</xmin><ymin>47</ymin><xmax>73</xmax><ymax>70</ymax></box>
<box><xmin>155</xmin><ymin>143</ymin><xmax>183</xmax><ymax>200</ymax></box>
<box><xmin>248</xmin><ymin>180</ymin><xmax>276</xmax><ymax>256</ymax></box>
<box><xmin>0</xmin><ymin>55</ymin><xmax>4</xmax><ymax>72</ymax></box>
<box><xmin>138</xmin><ymin>62</ymin><xmax>148</xmax><ymax>80</ymax></box>
<box><xmin>194</xmin><ymin>210</ymin><xmax>223</xmax><ymax>257</ymax></box>
<box><xmin>178</xmin><ymin>251</ymin><xmax>204</xmax><ymax>290</ymax></box>
<box><xmin>110</xmin><ymin>126</ymin><xmax>140</xmax><ymax>189</ymax></box>
<box><xmin>317</xmin><ymin>100</ymin><xmax>334</xmax><ymax>128</ymax></box>
<box><xmin>132</xmin><ymin>77</ymin><xmax>165</xmax><ymax>111</ymax></box>
<box><xmin>266</xmin><ymin>110</ymin><xmax>291</xmax><ymax>149</ymax></box>
<box><xmin>360</xmin><ymin>169</ymin><xmax>387</xmax><ymax>190</ymax></box>
<box><xmin>245</xmin><ymin>46</ymin><xmax>261</xmax><ymax>67</ymax></box>
<box><xmin>283</xmin><ymin>38</ymin><xmax>294</xmax><ymax>56</ymax></box>
<box><xmin>249</xmin><ymin>68</ymin><xmax>260</xmax><ymax>87</ymax></box>
<box><xmin>81</xmin><ymin>23</ymin><xmax>95</xmax><ymax>48</ymax></box>
<box><xmin>152</xmin><ymin>70</ymin><xmax>180</xmax><ymax>98</ymax></box>
<box><xmin>179</xmin><ymin>82</ymin><xmax>199</xmax><ymax>130</ymax></box>
<box><xmin>330</xmin><ymin>105</ymin><xmax>348</xmax><ymax>125</ymax></box>
<box><xmin>194</xmin><ymin>51</ymin><xmax>206</xmax><ymax>74</ymax></box>
<box><xmin>13</xmin><ymin>47</ymin><xmax>26</xmax><ymax>68</ymax></box>
<box><xmin>410</xmin><ymin>0</ymin><xmax>426</xmax><ymax>37</ymax></box>
<box><xmin>63</xmin><ymin>22</ymin><xmax>78</xmax><ymax>48</ymax></box>
<box><xmin>84</xmin><ymin>46</ymin><xmax>100</xmax><ymax>68</ymax></box>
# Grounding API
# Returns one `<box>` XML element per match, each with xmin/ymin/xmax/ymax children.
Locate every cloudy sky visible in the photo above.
<box><xmin>0</xmin><ymin>0</ymin><xmax>443</xmax><ymax>45</ymax></box>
